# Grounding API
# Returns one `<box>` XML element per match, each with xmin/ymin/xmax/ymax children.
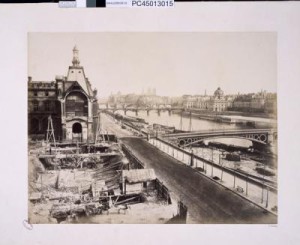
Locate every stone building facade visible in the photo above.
<box><xmin>182</xmin><ymin>87</ymin><xmax>233</xmax><ymax>112</ymax></box>
<box><xmin>230</xmin><ymin>91</ymin><xmax>276</xmax><ymax>113</ymax></box>
<box><xmin>28</xmin><ymin>46</ymin><xmax>98</xmax><ymax>142</ymax></box>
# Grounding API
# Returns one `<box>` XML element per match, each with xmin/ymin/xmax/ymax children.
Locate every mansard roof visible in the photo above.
<box><xmin>63</xmin><ymin>81</ymin><xmax>89</xmax><ymax>99</ymax></box>
<box><xmin>66</xmin><ymin>65</ymin><xmax>93</xmax><ymax>96</ymax></box>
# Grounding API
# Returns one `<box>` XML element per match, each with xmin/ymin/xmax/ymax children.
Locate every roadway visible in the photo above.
<box><xmin>100</xmin><ymin>113</ymin><xmax>133</xmax><ymax>137</ymax></box>
<box><xmin>121</xmin><ymin>137</ymin><xmax>277</xmax><ymax>224</ymax></box>
<box><xmin>101</xmin><ymin>113</ymin><xmax>277</xmax><ymax>223</ymax></box>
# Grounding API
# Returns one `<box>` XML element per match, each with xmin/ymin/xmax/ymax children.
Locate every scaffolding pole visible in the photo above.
<box><xmin>179</xmin><ymin>111</ymin><xmax>183</xmax><ymax>131</ymax></box>
<box><xmin>46</xmin><ymin>115</ymin><xmax>56</xmax><ymax>148</ymax></box>
<box><xmin>95</xmin><ymin>112</ymin><xmax>107</xmax><ymax>143</ymax></box>
<box><xmin>188</xmin><ymin>112</ymin><xmax>193</xmax><ymax>131</ymax></box>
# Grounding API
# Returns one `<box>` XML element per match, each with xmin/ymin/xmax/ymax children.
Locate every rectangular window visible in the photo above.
<box><xmin>34</xmin><ymin>91</ymin><xmax>38</xmax><ymax>96</ymax></box>
<box><xmin>66</xmin><ymin>100</ymin><xmax>75</xmax><ymax>111</ymax></box>
<box><xmin>45</xmin><ymin>91</ymin><xmax>49</xmax><ymax>96</ymax></box>
<box><xmin>45</xmin><ymin>102</ymin><xmax>50</xmax><ymax>111</ymax></box>
<box><xmin>33</xmin><ymin>102</ymin><xmax>39</xmax><ymax>111</ymax></box>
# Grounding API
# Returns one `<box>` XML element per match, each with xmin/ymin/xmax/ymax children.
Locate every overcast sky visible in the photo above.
<box><xmin>28</xmin><ymin>32</ymin><xmax>276</xmax><ymax>98</ymax></box>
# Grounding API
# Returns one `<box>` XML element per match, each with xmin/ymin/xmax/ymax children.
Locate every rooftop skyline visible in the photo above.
<box><xmin>109</xmin><ymin>88</ymin><xmax>275</xmax><ymax>97</ymax></box>
<box><xmin>28</xmin><ymin>32</ymin><xmax>277</xmax><ymax>97</ymax></box>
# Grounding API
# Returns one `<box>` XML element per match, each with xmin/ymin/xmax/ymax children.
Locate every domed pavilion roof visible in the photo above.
<box><xmin>214</xmin><ymin>87</ymin><xmax>224</xmax><ymax>97</ymax></box>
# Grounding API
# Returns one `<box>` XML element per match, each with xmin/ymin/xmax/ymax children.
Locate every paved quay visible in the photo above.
<box><xmin>120</xmin><ymin>137</ymin><xmax>277</xmax><ymax>224</ymax></box>
<box><xmin>100</xmin><ymin>113</ymin><xmax>277</xmax><ymax>223</ymax></box>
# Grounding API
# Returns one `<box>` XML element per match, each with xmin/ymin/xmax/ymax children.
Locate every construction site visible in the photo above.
<box><xmin>27</xmin><ymin>46</ymin><xmax>276</xmax><ymax>224</ymax></box>
<box><xmin>28</xmin><ymin>115</ymin><xmax>185</xmax><ymax>224</ymax></box>
<box><xmin>27</xmin><ymin>46</ymin><xmax>187</xmax><ymax>224</ymax></box>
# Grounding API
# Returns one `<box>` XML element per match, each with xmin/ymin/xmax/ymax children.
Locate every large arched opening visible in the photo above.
<box><xmin>72</xmin><ymin>122</ymin><xmax>82</xmax><ymax>141</ymax></box>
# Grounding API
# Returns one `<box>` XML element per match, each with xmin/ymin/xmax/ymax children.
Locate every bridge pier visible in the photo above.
<box><xmin>267</xmin><ymin>132</ymin><xmax>276</xmax><ymax>144</ymax></box>
<box><xmin>168</xmin><ymin>109</ymin><xmax>172</xmax><ymax>116</ymax></box>
<box><xmin>147</xmin><ymin>110</ymin><xmax>150</xmax><ymax>116</ymax></box>
<box><xmin>135</xmin><ymin>110</ymin><xmax>138</xmax><ymax>116</ymax></box>
<box><xmin>124</xmin><ymin>110</ymin><xmax>127</xmax><ymax>115</ymax></box>
<box><xmin>157</xmin><ymin>109</ymin><xmax>161</xmax><ymax>116</ymax></box>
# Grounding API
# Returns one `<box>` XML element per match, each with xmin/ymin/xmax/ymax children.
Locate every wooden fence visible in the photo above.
<box><xmin>155</xmin><ymin>178</ymin><xmax>172</xmax><ymax>204</ymax></box>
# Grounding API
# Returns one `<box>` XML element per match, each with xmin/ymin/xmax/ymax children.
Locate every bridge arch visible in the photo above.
<box><xmin>179</xmin><ymin>135</ymin><xmax>266</xmax><ymax>148</ymax></box>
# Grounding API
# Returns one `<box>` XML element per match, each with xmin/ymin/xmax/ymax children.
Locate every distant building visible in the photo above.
<box><xmin>144</xmin><ymin>87</ymin><xmax>156</xmax><ymax>96</ymax></box>
<box><xmin>182</xmin><ymin>95</ymin><xmax>197</xmax><ymax>109</ymax></box>
<box><xmin>182</xmin><ymin>87</ymin><xmax>233</xmax><ymax>112</ymax></box>
<box><xmin>231</xmin><ymin>91</ymin><xmax>267</xmax><ymax>113</ymax></box>
<box><xmin>264</xmin><ymin>93</ymin><xmax>277</xmax><ymax>114</ymax></box>
<box><xmin>109</xmin><ymin>91</ymin><xmax>169</xmax><ymax>108</ymax></box>
<box><xmin>28</xmin><ymin>46</ymin><xmax>99</xmax><ymax>142</ymax></box>
<box><xmin>208</xmin><ymin>87</ymin><xmax>233</xmax><ymax>112</ymax></box>
<box><xmin>182</xmin><ymin>87</ymin><xmax>276</xmax><ymax>114</ymax></box>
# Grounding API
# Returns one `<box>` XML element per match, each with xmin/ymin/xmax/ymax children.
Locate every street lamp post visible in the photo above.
<box><xmin>233</xmin><ymin>169</ymin><xmax>236</xmax><ymax>188</ymax></box>
<box><xmin>220</xmin><ymin>153</ymin><xmax>224</xmax><ymax>182</ymax></box>
<box><xmin>265</xmin><ymin>187</ymin><xmax>269</xmax><ymax>208</ymax></box>
<box><xmin>190</xmin><ymin>149</ymin><xmax>194</xmax><ymax>167</ymax></box>
<box><xmin>261</xmin><ymin>162</ymin><xmax>266</xmax><ymax>204</ymax></box>
<box><xmin>246</xmin><ymin>174</ymin><xmax>249</xmax><ymax>196</ymax></box>
<box><xmin>211</xmin><ymin>150</ymin><xmax>214</xmax><ymax>177</ymax></box>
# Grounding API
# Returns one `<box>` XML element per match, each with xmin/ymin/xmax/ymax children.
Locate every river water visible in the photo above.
<box><xmin>117</xmin><ymin>110</ymin><xmax>277</xmax><ymax>148</ymax></box>
<box><xmin>118</xmin><ymin>110</ymin><xmax>249</xmax><ymax>131</ymax></box>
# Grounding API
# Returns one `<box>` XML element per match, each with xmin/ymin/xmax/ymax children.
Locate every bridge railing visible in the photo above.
<box><xmin>99</xmin><ymin>106</ymin><xmax>185</xmax><ymax>111</ymax></box>
<box><xmin>164</xmin><ymin>128</ymin><xmax>274</xmax><ymax>137</ymax></box>
<box><xmin>150</xmin><ymin>136</ymin><xmax>277</xmax><ymax>194</ymax></box>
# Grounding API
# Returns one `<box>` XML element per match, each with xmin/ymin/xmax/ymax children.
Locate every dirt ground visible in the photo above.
<box><xmin>28</xmin><ymin>143</ymin><xmax>178</xmax><ymax>224</ymax></box>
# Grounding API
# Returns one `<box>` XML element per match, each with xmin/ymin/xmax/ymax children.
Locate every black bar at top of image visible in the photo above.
<box><xmin>96</xmin><ymin>0</ymin><xmax>106</xmax><ymax>7</ymax></box>
<box><xmin>0</xmin><ymin>0</ymin><xmax>79</xmax><ymax>3</ymax></box>
<box><xmin>0</xmin><ymin>0</ymin><xmax>59</xmax><ymax>3</ymax></box>
<box><xmin>0</xmin><ymin>0</ymin><xmax>292</xmax><ymax>3</ymax></box>
<box><xmin>0</xmin><ymin>0</ymin><xmax>70</xmax><ymax>3</ymax></box>
<box><xmin>174</xmin><ymin>0</ymin><xmax>290</xmax><ymax>1</ymax></box>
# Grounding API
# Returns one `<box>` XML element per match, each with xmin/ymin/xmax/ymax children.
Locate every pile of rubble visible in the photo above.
<box><xmin>29</xmin><ymin>141</ymin><xmax>178</xmax><ymax>224</ymax></box>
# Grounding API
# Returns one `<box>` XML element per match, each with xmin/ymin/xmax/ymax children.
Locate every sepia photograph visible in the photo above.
<box><xmin>28</xmin><ymin>32</ymin><xmax>277</xmax><ymax>224</ymax></box>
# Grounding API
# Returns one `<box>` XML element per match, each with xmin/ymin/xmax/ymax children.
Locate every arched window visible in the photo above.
<box><xmin>66</xmin><ymin>92</ymin><xmax>88</xmax><ymax>117</ymax></box>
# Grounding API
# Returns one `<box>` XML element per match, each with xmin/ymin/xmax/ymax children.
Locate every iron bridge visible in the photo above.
<box><xmin>163</xmin><ymin>128</ymin><xmax>277</xmax><ymax>147</ymax></box>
